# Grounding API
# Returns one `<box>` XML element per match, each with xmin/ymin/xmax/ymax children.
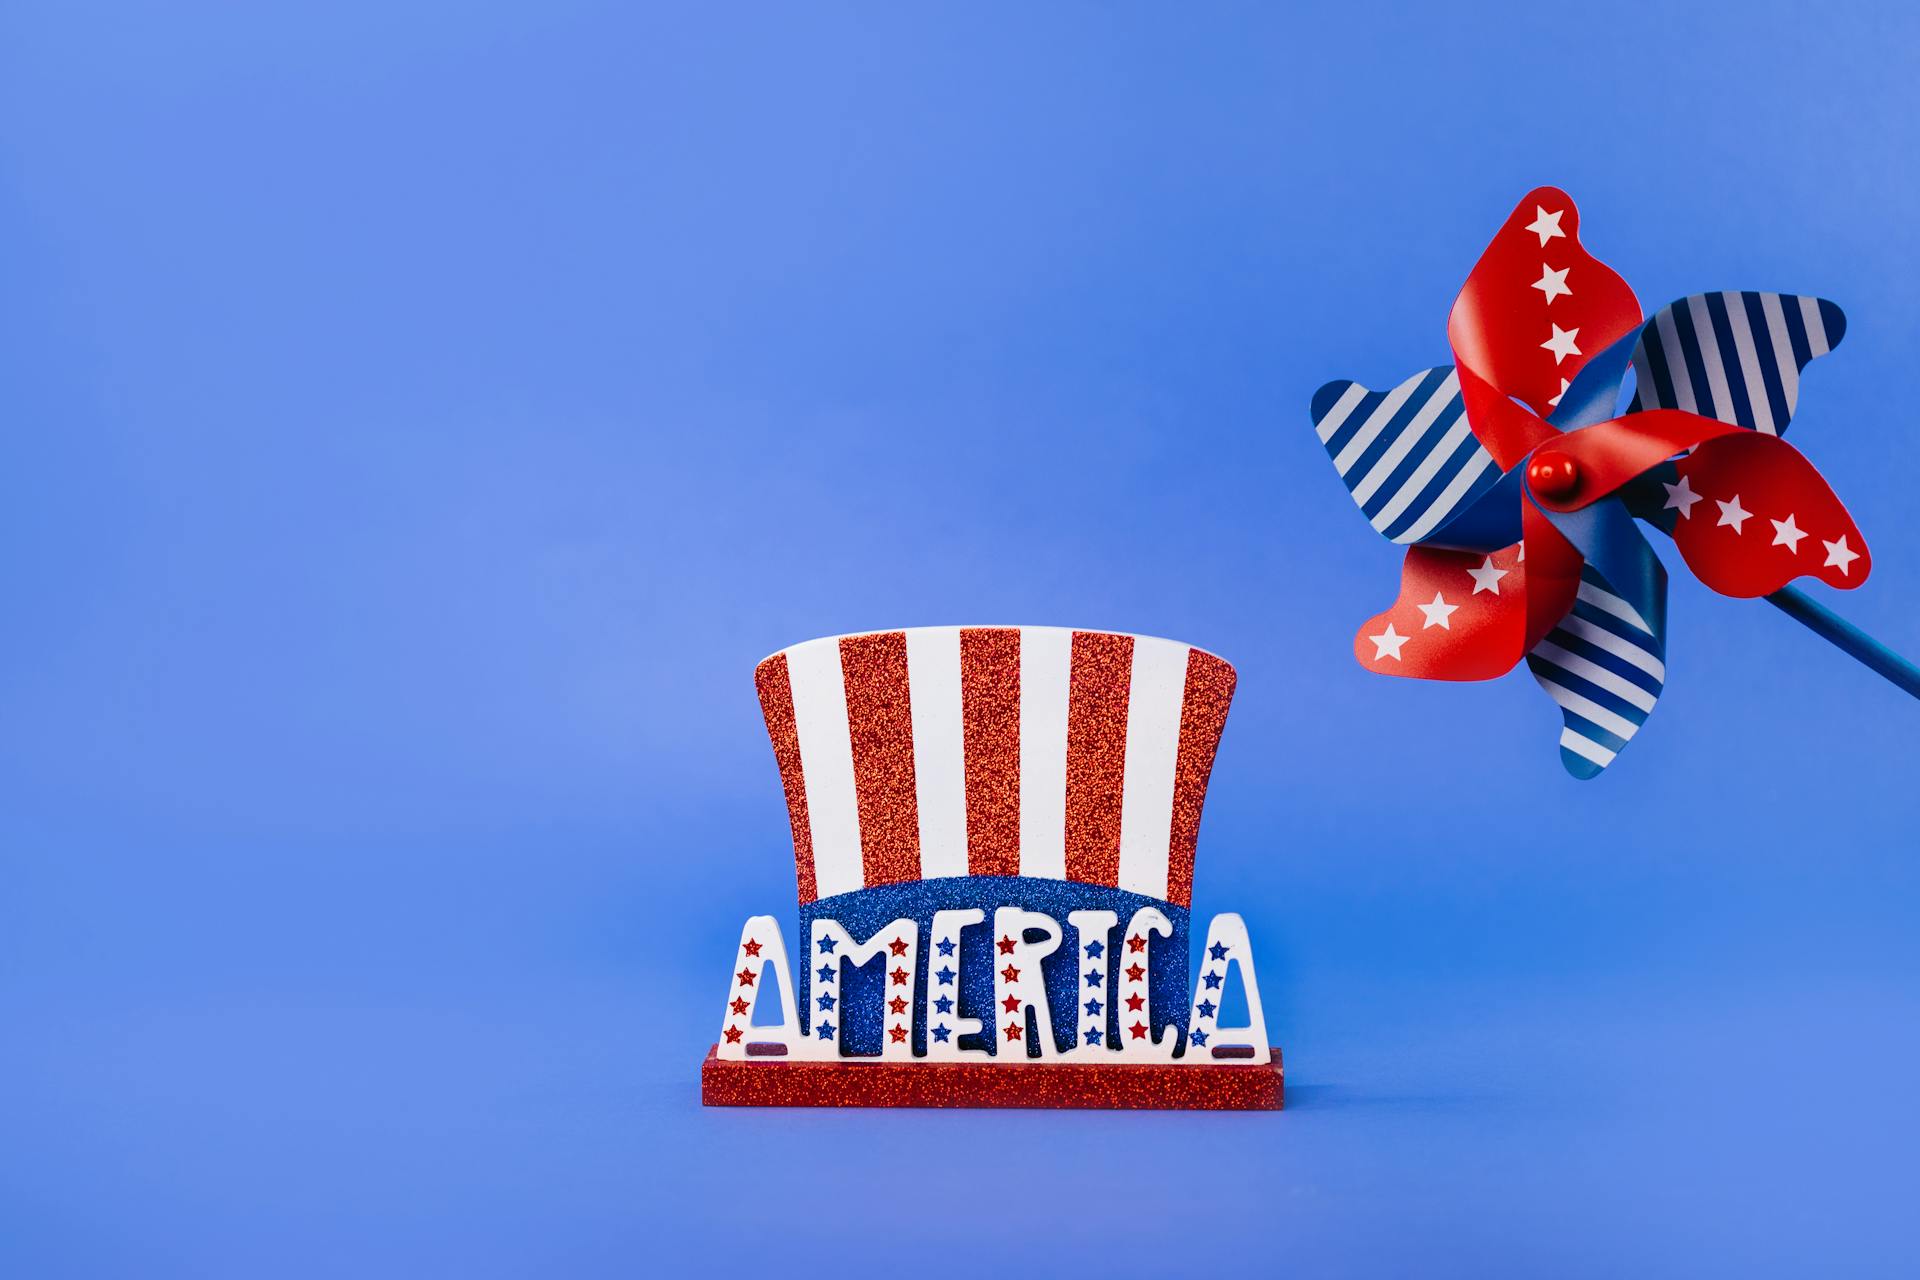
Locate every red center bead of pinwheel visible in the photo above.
<box><xmin>1526</xmin><ymin>449</ymin><xmax>1581</xmax><ymax>501</ymax></box>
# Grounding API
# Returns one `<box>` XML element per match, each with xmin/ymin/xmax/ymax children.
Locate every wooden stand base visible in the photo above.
<box><xmin>700</xmin><ymin>1046</ymin><xmax>1283</xmax><ymax>1110</ymax></box>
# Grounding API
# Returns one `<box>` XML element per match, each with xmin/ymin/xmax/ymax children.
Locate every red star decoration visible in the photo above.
<box><xmin>890</xmin><ymin>966</ymin><xmax>909</xmax><ymax>986</ymax></box>
<box><xmin>1126</xmin><ymin>993</ymin><xmax>1144</xmax><ymax>1012</ymax></box>
<box><xmin>1125</xmin><ymin>963</ymin><xmax>1145</xmax><ymax>982</ymax></box>
<box><xmin>1129</xmin><ymin>1021</ymin><xmax>1148</xmax><ymax>1040</ymax></box>
<box><xmin>888</xmin><ymin>937</ymin><xmax>909</xmax><ymax>956</ymax></box>
<box><xmin>888</xmin><ymin>995</ymin><xmax>908</xmax><ymax>1015</ymax></box>
<box><xmin>889</xmin><ymin>1026</ymin><xmax>908</xmax><ymax>1044</ymax></box>
<box><xmin>1127</xmin><ymin>935</ymin><xmax>1148</xmax><ymax>954</ymax></box>
<box><xmin>723</xmin><ymin>1025</ymin><xmax>743</xmax><ymax>1044</ymax></box>
<box><xmin>1001</xmin><ymin>993</ymin><xmax>1022</xmax><ymax>1013</ymax></box>
<box><xmin>997</xmin><ymin>936</ymin><xmax>1017</xmax><ymax>955</ymax></box>
<box><xmin>728</xmin><ymin>997</ymin><xmax>749</xmax><ymax>1016</ymax></box>
<box><xmin>1000</xmin><ymin>964</ymin><xmax>1020</xmax><ymax>983</ymax></box>
<box><xmin>735</xmin><ymin>968</ymin><xmax>757</xmax><ymax>987</ymax></box>
<box><xmin>742</xmin><ymin>939</ymin><xmax>762</xmax><ymax>958</ymax></box>
<box><xmin>1004</xmin><ymin>1020</ymin><xmax>1023</xmax><ymax>1041</ymax></box>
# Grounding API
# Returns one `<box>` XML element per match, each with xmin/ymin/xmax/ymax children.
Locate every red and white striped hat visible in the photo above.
<box><xmin>754</xmin><ymin>627</ymin><xmax>1236</xmax><ymax>908</ymax></box>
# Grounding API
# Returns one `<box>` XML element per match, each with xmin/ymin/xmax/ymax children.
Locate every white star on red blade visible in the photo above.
<box><xmin>1541</xmin><ymin>324</ymin><xmax>1582</xmax><ymax>364</ymax></box>
<box><xmin>1531</xmin><ymin>264</ymin><xmax>1572</xmax><ymax>304</ymax></box>
<box><xmin>1715</xmin><ymin>494</ymin><xmax>1751</xmax><ymax>532</ymax></box>
<box><xmin>1525</xmin><ymin>206</ymin><xmax>1566</xmax><ymax>246</ymax></box>
<box><xmin>1663</xmin><ymin>474</ymin><xmax>1702</xmax><ymax>519</ymax></box>
<box><xmin>1823</xmin><ymin>535</ymin><xmax>1860</xmax><ymax>575</ymax></box>
<box><xmin>1417</xmin><ymin>592</ymin><xmax>1458</xmax><ymax>630</ymax></box>
<box><xmin>1467</xmin><ymin>556</ymin><xmax>1508</xmax><ymax>595</ymax></box>
<box><xmin>1368</xmin><ymin>624</ymin><xmax>1409</xmax><ymax>660</ymax></box>
<box><xmin>1770</xmin><ymin>513</ymin><xmax>1806</xmax><ymax>552</ymax></box>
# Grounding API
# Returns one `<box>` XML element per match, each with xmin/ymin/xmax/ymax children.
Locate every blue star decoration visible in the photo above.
<box><xmin>1202</xmin><ymin>969</ymin><xmax>1223</xmax><ymax>990</ymax></box>
<box><xmin>936</xmin><ymin>966</ymin><xmax>955</xmax><ymax>986</ymax></box>
<box><xmin>816</xmin><ymin>963</ymin><xmax>835</xmax><ymax>984</ymax></box>
<box><xmin>1191</xmin><ymin>1028</ymin><xmax>1209</xmax><ymax>1047</ymax></box>
<box><xmin>816</xmin><ymin>1020</ymin><xmax>834</xmax><ymax>1038</ymax></box>
<box><xmin>932</xmin><ymin>1025</ymin><xmax>951</xmax><ymax>1043</ymax></box>
<box><xmin>933</xmin><ymin>994</ymin><xmax>954</xmax><ymax>1014</ymax></box>
<box><xmin>1085</xmin><ymin>1028</ymin><xmax>1103</xmax><ymax>1046</ymax></box>
<box><xmin>935</xmin><ymin>937</ymin><xmax>956</xmax><ymax>957</ymax></box>
<box><xmin>1196</xmin><ymin>998</ymin><xmax>1216</xmax><ymax>1018</ymax></box>
<box><xmin>817</xmin><ymin>936</ymin><xmax>838</xmax><ymax>954</ymax></box>
<box><xmin>1084</xmin><ymin>968</ymin><xmax>1103</xmax><ymax>988</ymax></box>
<box><xmin>1084</xmin><ymin>997</ymin><xmax>1103</xmax><ymax>1016</ymax></box>
<box><xmin>816</xmin><ymin>993</ymin><xmax>836</xmax><ymax>1011</ymax></box>
<box><xmin>1085</xmin><ymin>939</ymin><xmax>1105</xmax><ymax>959</ymax></box>
<box><xmin>1208</xmin><ymin>941</ymin><xmax>1229</xmax><ymax>961</ymax></box>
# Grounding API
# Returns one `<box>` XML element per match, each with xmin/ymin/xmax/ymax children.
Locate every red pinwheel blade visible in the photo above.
<box><xmin>1352</xmin><ymin>543</ymin><xmax>1531</xmax><ymax>681</ymax></box>
<box><xmin>1537</xmin><ymin>409</ymin><xmax>1744</xmax><ymax>509</ymax></box>
<box><xmin>1519</xmin><ymin>501</ymin><xmax>1586</xmax><ymax>651</ymax></box>
<box><xmin>1448</xmin><ymin>187</ymin><xmax>1643</xmax><ymax>466</ymax></box>
<box><xmin>1353</xmin><ymin>486</ymin><xmax>1587</xmax><ymax>681</ymax></box>
<box><xmin>1668</xmin><ymin>431</ymin><xmax>1870</xmax><ymax>596</ymax></box>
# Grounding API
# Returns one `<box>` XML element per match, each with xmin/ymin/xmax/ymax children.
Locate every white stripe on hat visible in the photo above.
<box><xmin>1017</xmin><ymin>626</ymin><xmax>1072</xmax><ymax>880</ymax></box>
<box><xmin>1116</xmin><ymin>637</ymin><xmax>1190</xmax><ymax>900</ymax></box>
<box><xmin>905</xmin><ymin>626</ymin><xmax>968</xmax><ymax>880</ymax></box>
<box><xmin>785</xmin><ymin>636</ymin><xmax>864</xmax><ymax>899</ymax></box>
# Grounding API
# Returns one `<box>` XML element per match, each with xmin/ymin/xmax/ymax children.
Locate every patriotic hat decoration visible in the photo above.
<box><xmin>702</xmin><ymin>626</ymin><xmax>1283</xmax><ymax>1110</ymax></box>
<box><xmin>1314</xmin><ymin>187</ymin><xmax>1919</xmax><ymax>778</ymax></box>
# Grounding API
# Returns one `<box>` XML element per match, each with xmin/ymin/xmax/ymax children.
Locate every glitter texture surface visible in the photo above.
<box><xmin>838</xmin><ymin>631</ymin><xmax>921</xmax><ymax>887</ymax></box>
<box><xmin>1167</xmin><ymin>649</ymin><xmax>1235</xmax><ymax>908</ymax></box>
<box><xmin>752</xmin><ymin>654</ymin><xmax>817</xmax><ymax>905</ymax></box>
<box><xmin>737</xmin><ymin>629</ymin><xmax>1264</xmax><ymax>1109</ymax></box>
<box><xmin>758</xmin><ymin>626</ymin><xmax>1238</xmax><ymax>906</ymax></box>
<box><xmin>1063</xmin><ymin>630</ymin><xmax>1133</xmax><ymax>886</ymax></box>
<box><xmin>799</xmin><ymin>877</ymin><xmax>1189</xmax><ymax>1057</ymax></box>
<box><xmin>959</xmin><ymin>627</ymin><xmax>1021</xmax><ymax>877</ymax></box>
<box><xmin>701</xmin><ymin>1048</ymin><xmax>1282</xmax><ymax>1110</ymax></box>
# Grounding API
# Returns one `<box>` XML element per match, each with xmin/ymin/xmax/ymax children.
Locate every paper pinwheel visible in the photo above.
<box><xmin>1313</xmin><ymin>187</ymin><xmax>1918</xmax><ymax>777</ymax></box>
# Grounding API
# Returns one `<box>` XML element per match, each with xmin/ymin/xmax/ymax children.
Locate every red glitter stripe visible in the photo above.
<box><xmin>1166</xmin><ymin>649</ymin><xmax>1236</xmax><ymax>908</ymax></box>
<box><xmin>1063</xmin><ymin>631</ymin><xmax>1134</xmax><ymax>887</ymax></box>
<box><xmin>702</xmin><ymin>1048</ymin><xmax>1283</xmax><ymax>1110</ymax></box>
<box><xmin>959</xmin><ymin>628</ymin><xmax>1021</xmax><ymax>877</ymax></box>
<box><xmin>839</xmin><ymin>632</ymin><xmax>921</xmax><ymax>887</ymax></box>
<box><xmin>754</xmin><ymin>654</ymin><xmax>817</xmax><ymax>905</ymax></box>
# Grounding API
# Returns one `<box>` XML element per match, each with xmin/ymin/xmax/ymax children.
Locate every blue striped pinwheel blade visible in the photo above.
<box><xmin>1629</xmin><ymin>292</ymin><xmax>1846</xmax><ymax>435</ymax></box>
<box><xmin>1310</xmin><ymin>367</ymin><xmax>1503</xmax><ymax>545</ymax></box>
<box><xmin>1525</xmin><ymin>565</ymin><xmax>1668</xmax><ymax>779</ymax></box>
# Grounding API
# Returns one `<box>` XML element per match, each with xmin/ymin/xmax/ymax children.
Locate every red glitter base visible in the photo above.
<box><xmin>700</xmin><ymin>1047</ymin><xmax>1283</xmax><ymax>1110</ymax></box>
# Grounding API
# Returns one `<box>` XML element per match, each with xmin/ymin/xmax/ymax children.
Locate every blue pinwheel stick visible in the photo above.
<box><xmin>1765</xmin><ymin>586</ymin><xmax>1920</xmax><ymax>699</ymax></box>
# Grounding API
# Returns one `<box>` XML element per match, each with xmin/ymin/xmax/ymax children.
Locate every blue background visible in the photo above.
<box><xmin>4</xmin><ymin>3</ymin><xmax>1918</xmax><ymax>1275</ymax></box>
